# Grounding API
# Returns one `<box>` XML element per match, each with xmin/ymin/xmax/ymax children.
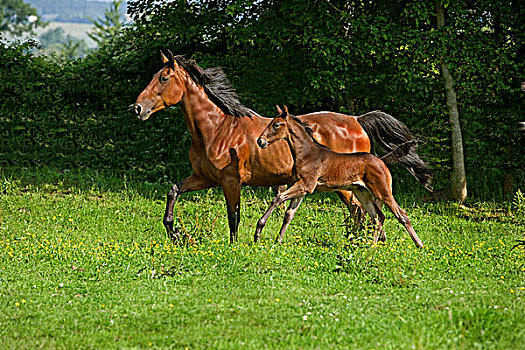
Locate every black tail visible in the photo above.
<box><xmin>381</xmin><ymin>140</ymin><xmax>418</xmax><ymax>165</ymax></box>
<box><xmin>357</xmin><ymin>111</ymin><xmax>433</xmax><ymax>191</ymax></box>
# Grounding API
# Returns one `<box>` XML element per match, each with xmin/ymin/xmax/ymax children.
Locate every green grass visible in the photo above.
<box><xmin>1</xmin><ymin>168</ymin><xmax>524</xmax><ymax>349</ymax></box>
<box><xmin>35</xmin><ymin>22</ymin><xmax>97</xmax><ymax>48</ymax></box>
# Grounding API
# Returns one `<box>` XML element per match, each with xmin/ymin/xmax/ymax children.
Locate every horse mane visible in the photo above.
<box><xmin>171</xmin><ymin>56</ymin><xmax>258</xmax><ymax>118</ymax></box>
<box><xmin>289</xmin><ymin>115</ymin><xmax>331</xmax><ymax>151</ymax></box>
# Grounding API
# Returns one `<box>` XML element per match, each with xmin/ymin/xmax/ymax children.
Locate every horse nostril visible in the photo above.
<box><xmin>257</xmin><ymin>138</ymin><xmax>267</xmax><ymax>148</ymax></box>
<box><xmin>134</xmin><ymin>104</ymin><xmax>142</xmax><ymax>116</ymax></box>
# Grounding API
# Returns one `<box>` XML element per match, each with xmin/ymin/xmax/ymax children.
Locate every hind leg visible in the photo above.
<box><xmin>352</xmin><ymin>188</ymin><xmax>386</xmax><ymax>245</ymax></box>
<box><xmin>374</xmin><ymin>199</ymin><xmax>387</xmax><ymax>242</ymax></box>
<box><xmin>382</xmin><ymin>197</ymin><xmax>424</xmax><ymax>248</ymax></box>
<box><xmin>373</xmin><ymin>201</ymin><xmax>387</xmax><ymax>242</ymax></box>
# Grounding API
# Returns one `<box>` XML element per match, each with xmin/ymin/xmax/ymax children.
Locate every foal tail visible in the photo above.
<box><xmin>357</xmin><ymin>111</ymin><xmax>433</xmax><ymax>191</ymax></box>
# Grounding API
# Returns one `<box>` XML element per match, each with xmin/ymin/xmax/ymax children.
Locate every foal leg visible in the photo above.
<box><xmin>254</xmin><ymin>194</ymin><xmax>286</xmax><ymax>243</ymax></box>
<box><xmin>276</xmin><ymin>196</ymin><xmax>304</xmax><ymax>244</ymax></box>
<box><xmin>274</xmin><ymin>184</ymin><xmax>287</xmax><ymax>195</ymax></box>
<box><xmin>382</xmin><ymin>196</ymin><xmax>424</xmax><ymax>248</ymax></box>
<box><xmin>163</xmin><ymin>174</ymin><xmax>217</xmax><ymax>241</ymax></box>
<box><xmin>255</xmin><ymin>180</ymin><xmax>310</xmax><ymax>243</ymax></box>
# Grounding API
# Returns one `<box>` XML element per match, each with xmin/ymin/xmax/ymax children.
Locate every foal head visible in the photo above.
<box><xmin>257</xmin><ymin>105</ymin><xmax>292</xmax><ymax>149</ymax></box>
<box><xmin>134</xmin><ymin>50</ymin><xmax>187</xmax><ymax>120</ymax></box>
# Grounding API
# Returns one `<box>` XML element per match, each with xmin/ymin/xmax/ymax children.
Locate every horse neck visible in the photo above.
<box><xmin>286</xmin><ymin>119</ymin><xmax>320</xmax><ymax>167</ymax></box>
<box><xmin>179</xmin><ymin>75</ymin><xmax>229</xmax><ymax>144</ymax></box>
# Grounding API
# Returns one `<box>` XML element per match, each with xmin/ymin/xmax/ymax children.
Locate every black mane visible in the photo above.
<box><xmin>172</xmin><ymin>56</ymin><xmax>258</xmax><ymax>118</ymax></box>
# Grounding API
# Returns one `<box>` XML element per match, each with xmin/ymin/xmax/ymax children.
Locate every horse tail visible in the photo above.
<box><xmin>357</xmin><ymin>110</ymin><xmax>433</xmax><ymax>191</ymax></box>
<box><xmin>381</xmin><ymin>139</ymin><xmax>418</xmax><ymax>165</ymax></box>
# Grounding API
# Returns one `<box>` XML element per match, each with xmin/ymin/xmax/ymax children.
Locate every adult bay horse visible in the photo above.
<box><xmin>133</xmin><ymin>51</ymin><xmax>432</xmax><ymax>243</ymax></box>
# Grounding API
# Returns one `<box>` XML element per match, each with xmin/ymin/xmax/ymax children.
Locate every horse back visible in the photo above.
<box><xmin>297</xmin><ymin>112</ymin><xmax>370</xmax><ymax>153</ymax></box>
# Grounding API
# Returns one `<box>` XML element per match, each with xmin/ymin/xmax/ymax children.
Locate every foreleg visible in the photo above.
<box><xmin>163</xmin><ymin>174</ymin><xmax>217</xmax><ymax>241</ymax></box>
<box><xmin>255</xmin><ymin>180</ymin><xmax>311</xmax><ymax>243</ymax></box>
<box><xmin>221</xmin><ymin>178</ymin><xmax>242</xmax><ymax>244</ymax></box>
<box><xmin>276</xmin><ymin>196</ymin><xmax>304</xmax><ymax>244</ymax></box>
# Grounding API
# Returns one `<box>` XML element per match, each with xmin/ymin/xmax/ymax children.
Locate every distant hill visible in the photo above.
<box><xmin>26</xmin><ymin>0</ymin><xmax>128</xmax><ymax>24</ymax></box>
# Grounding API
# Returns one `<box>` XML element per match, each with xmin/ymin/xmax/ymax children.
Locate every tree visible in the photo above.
<box><xmin>39</xmin><ymin>27</ymin><xmax>89</xmax><ymax>59</ymax></box>
<box><xmin>436</xmin><ymin>1</ymin><xmax>467</xmax><ymax>202</ymax></box>
<box><xmin>88</xmin><ymin>0</ymin><xmax>124</xmax><ymax>46</ymax></box>
<box><xmin>39</xmin><ymin>27</ymin><xmax>89</xmax><ymax>60</ymax></box>
<box><xmin>0</xmin><ymin>0</ymin><xmax>42</xmax><ymax>37</ymax></box>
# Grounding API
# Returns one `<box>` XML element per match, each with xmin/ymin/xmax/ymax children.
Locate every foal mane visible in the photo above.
<box><xmin>171</xmin><ymin>56</ymin><xmax>258</xmax><ymax>118</ymax></box>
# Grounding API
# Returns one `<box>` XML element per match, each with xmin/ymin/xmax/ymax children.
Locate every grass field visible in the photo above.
<box><xmin>1</xmin><ymin>168</ymin><xmax>524</xmax><ymax>349</ymax></box>
<box><xmin>35</xmin><ymin>22</ymin><xmax>97</xmax><ymax>48</ymax></box>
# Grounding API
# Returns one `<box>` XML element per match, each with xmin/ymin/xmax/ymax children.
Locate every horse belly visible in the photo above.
<box><xmin>316</xmin><ymin>180</ymin><xmax>367</xmax><ymax>193</ymax></box>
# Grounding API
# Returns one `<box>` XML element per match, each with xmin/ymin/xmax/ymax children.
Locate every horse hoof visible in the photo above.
<box><xmin>167</xmin><ymin>227</ymin><xmax>182</xmax><ymax>242</ymax></box>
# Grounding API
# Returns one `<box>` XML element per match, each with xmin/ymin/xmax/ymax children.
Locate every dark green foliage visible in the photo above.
<box><xmin>0</xmin><ymin>0</ymin><xmax>523</xmax><ymax>199</ymax></box>
<box><xmin>0</xmin><ymin>37</ymin><xmax>191</xmax><ymax>182</ymax></box>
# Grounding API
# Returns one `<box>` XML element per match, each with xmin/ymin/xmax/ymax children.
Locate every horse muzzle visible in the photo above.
<box><xmin>257</xmin><ymin>137</ymin><xmax>268</xmax><ymax>149</ymax></box>
<box><xmin>133</xmin><ymin>103</ymin><xmax>151</xmax><ymax>121</ymax></box>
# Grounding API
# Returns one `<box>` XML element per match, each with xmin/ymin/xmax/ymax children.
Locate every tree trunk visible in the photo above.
<box><xmin>436</xmin><ymin>1</ymin><xmax>467</xmax><ymax>202</ymax></box>
<box><xmin>343</xmin><ymin>93</ymin><xmax>356</xmax><ymax>115</ymax></box>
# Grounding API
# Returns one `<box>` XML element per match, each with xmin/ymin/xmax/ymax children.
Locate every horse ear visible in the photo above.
<box><xmin>160</xmin><ymin>51</ymin><xmax>169</xmax><ymax>64</ymax></box>
<box><xmin>166</xmin><ymin>49</ymin><xmax>179</xmax><ymax>69</ymax></box>
<box><xmin>283</xmin><ymin>105</ymin><xmax>289</xmax><ymax>117</ymax></box>
<box><xmin>276</xmin><ymin>105</ymin><xmax>283</xmax><ymax>116</ymax></box>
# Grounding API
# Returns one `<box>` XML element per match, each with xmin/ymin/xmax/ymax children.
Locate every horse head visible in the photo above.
<box><xmin>133</xmin><ymin>50</ymin><xmax>186</xmax><ymax>120</ymax></box>
<box><xmin>257</xmin><ymin>105</ymin><xmax>291</xmax><ymax>148</ymax></box>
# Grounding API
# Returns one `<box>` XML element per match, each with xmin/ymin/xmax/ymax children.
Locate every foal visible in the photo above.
<box><xmin>256</xmin><ymin>106</ymin><xmax>424</xmax><ymax>248</ymax></box>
